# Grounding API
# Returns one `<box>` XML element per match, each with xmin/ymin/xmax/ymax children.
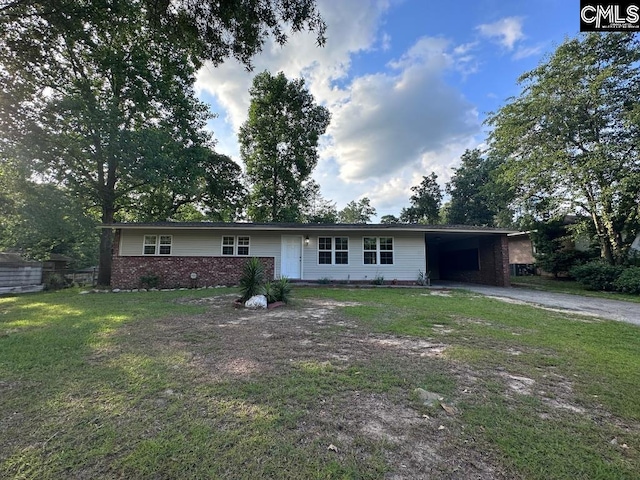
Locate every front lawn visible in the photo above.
<box><xmin>1</xmin><ymin>287</ymin><xmax>638</xmax><ymax>479</ymax></box>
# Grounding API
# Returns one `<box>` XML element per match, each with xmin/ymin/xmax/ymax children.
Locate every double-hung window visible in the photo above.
<box><xmin>143</xmin><ymin>235</ymin><xmax>172</xmax><ymax>255</ymax></box>
<box><xmin>222</xmin><ymin>236</ymin><xmax>250</xmax><ymax>256</ymax></box>
<box><xmin>318</xmin><ymin>237</ymin><xmax>349</xmax><ymax>265</ymax></box>
<box><xmin>363</xmin><ymin>237</ymin><xmax>393</xmax><ymax>265</ymax></box>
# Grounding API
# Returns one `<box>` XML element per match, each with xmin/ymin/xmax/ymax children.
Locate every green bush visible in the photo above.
<box><xmin>263</xmin><ymin>281</ymin><xmax>276</xmax><ymax>303</ymax></box>
<box><xmin>44</xmin><ymin>273</ymin><xmax>69</xmax><ymax>291</ymax></box>
<box><xmin>614</xmin><ymin>267</ymin><xmax>640</xmax><ymax>294</ymax></box>
<box><xmin>272</xmin><ymin>277</ymin><xmax>292</xmax><ymax>303</ymax></box>
<box><xmin>239</xmin><ymin>257</ymin><xmax>265</xmax><ymax>301</ymax></box>
<box><xmin>139</xmin><ymin>273</ymin><xmax>159</xmax><ymax>289</ymax></box>
<box><xmin>570</xmin><ymin>261</ymin><xmax>624</xmax><ymax>291</ymax></box>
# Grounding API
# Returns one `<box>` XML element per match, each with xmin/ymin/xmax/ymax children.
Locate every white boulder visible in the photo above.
<box><xmin>245</xmin><ymin>295</ymin><xmax>268</xmax><ymax>309</ymax></box>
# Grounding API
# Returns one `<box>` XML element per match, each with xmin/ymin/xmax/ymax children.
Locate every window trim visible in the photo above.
<box><xmin>221</xmin><ymin>235</ymin><xmax>251</xmax><ymax>256</ymax></box>
<box><xmin>142</xmin><ymin>234</ymin><xmax>172</xmax><ymax>256</ymax></box>
<box><xmin>362</xmin><ymin>236</ymin><xmax>394</xmax><ymax>265</ymax></box>
<box><xmin>317</xmin><ymin>236</ymin><xmax>350</xmax><ymax>266</ymax></box>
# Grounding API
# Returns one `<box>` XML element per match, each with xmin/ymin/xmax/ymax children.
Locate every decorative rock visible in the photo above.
<box><xmin>414</xmin><ymin>388</ymin><xmax>443</xmax><ymax>406</ymax></box>
<box><xmin>112</xmin><ymin>289</ymin><xmax>121</xmax><ymax>293</ymax></box>
<box><xmin>245</xmin><ymin>295</ymin><xmax>268</xmax><ymax>309</ymax></box>
<box><xmin>79</xmin><ymin>291</ymin><xmax>90</xmax><ymax>295</ymax></box>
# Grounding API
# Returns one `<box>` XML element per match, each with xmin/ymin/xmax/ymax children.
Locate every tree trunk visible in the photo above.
<box><xmin>97</xmin><ymin>206</ymin><xmax>115</xmax><ymax>286</ymax></box>
<box><xmin>591</xmin><ymin>212</ymin><xmax>615</xmax><ymax>265</ymax></box>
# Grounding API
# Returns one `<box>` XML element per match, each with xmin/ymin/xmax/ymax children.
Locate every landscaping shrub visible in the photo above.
<box><xmin>139</xmin><ymin>273</ymin><xmax>159</xmax><ymax>289</ymax></box>
<box><xmin>272</xmin><ymin>277</ymin><xmax>292</xmax><ymax>303</ymax></box>
<box><xmin>239</xmin><ymin>257</ymin><xmax>265</xmax><ymax>301</ymax></box>
<box><xmin>570</xmin><ymin>261</ymin><xmax>624</xmax><ymax>291</ymax></box>
<box><xmin>44</xmin><ymin>273</ymin><xmax>69</xmax><ymax>291</ymax></box>
<box><xmin>263</xmin><ymin>281</ymin><xmax>276</xmax><ymax>303</ymax></box>
<box><xmin>614</xmin><ymin>267</ymin><xmax>640</xmax><ymax>294</ymax></box>
<box><xmin>416</xmin><ymin>270</ymin><xmax>430</xmax><ymax>286</ymax></box>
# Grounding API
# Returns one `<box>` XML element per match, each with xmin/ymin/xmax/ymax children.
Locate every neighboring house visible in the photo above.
<box><xmin>106</xmin><ymin>223</ymin><xmax>515</xmax><ymax>289</ymax></box>
<box><xmin>0</xmin><ymin>252</ymin><xmax>43</xmax><ymax>294</ymax></box>
<box><xmin>507</xmin><ymin>231</ymin><xmax>536</xmax><ymax>276</ymax></box>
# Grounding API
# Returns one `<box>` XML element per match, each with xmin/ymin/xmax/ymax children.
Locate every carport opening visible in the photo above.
<box><xmin>425</xmin><ymin>233</ymin><xmax>508</xmax><ymax>287</ymax></box>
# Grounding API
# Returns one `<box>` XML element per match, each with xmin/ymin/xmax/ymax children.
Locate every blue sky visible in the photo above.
<box><xmin>195</xmin><ymin>0</ymin><xmax>580</xmax><ymax>219</ymax></box>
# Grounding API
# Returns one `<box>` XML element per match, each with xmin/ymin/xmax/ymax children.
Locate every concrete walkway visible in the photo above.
<box><xmin>439</xmin><ymin>282</ymin><xmax>640</xmax><ymax>326</ymax></box>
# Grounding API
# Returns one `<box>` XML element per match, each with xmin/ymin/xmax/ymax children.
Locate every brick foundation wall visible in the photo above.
<box><xmin>111</xmin><ymin>256</ymin><xmax>275</xmax><ymax>289</ymax></box>
<box><xmin>441</xmin><ymin>235</ymin><xmax>510</xmax><ymax>287</ymax></box>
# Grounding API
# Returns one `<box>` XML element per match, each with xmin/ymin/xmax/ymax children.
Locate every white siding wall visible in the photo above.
<box><xmin>118</xmin><ymin>229</ymin><xmax>426</xmax><ymax>281</ymax></box>
<box><xmin>302</xmin><ymin>232</ymin><xmax>425</xmax><ymax>281</ymax></box>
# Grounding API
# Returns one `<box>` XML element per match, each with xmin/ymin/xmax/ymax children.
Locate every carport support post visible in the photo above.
<box><xmin>497</xmin><ymin>235</ymin><xmax>510</xmax><ymax>287</ymax></box>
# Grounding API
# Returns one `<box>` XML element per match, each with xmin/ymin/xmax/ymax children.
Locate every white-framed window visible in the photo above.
<box><xmin>222</xmin><ymin>236</ymin><xmax>250</xmax><ymax>256</ymax></box>
<box><xmin>318</xmin><ymin>237</ymin><xmax>349</xmax><ymax>265</ymax></box>
<box><xmin>363</xmin><ymin>237</ymin><xmax>393</xmax><ymax>265</ymax></box>
<box><xmin>143</xmin><ymin>235</ymin><xmax>172</xmax><ymax>255</ymax></box>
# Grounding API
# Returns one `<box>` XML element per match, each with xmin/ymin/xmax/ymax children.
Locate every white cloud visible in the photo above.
<box><xmin>380</xmin><ymin>32</ymin><xmax>392</xmax><ymax>52</ymax></box>
<box><xmin>513</xmin><ymin>44</ymin><xmax>544</xmax><ymax>60</ymax></box>
<box><xmin>476</xmin><ymin>17</ymin><xmax>524</xmax><ymax>50</ymax></box>
<box><xmin>325</xmin><ymin>36</ymin><xmax>479</xmax><ymax>182</ymax></box>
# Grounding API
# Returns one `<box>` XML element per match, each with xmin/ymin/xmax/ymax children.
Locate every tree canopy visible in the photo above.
<box><xmin>0</xmin><ymin>163</ymin><xmax>99</xmax><ymax>268</ymax></box>
<box><xmin>400</xmin><ymin>173</ymin><xmax>442</xmax><ymax>224</ymax></box>
<box><xmin>338</xmin><ymin>198</ymin><xmax>376</xmax><ymax>224</ymax></box>
<box><xmin>445</xmin><ymin>149</ymin><xmax>512</xmax><ymax>227</ymax></box>
<box><xmin>487</xmin><ymin>33</ymin><xmax>640</xmax><ymax>264</ymax></box>
<box><xmin>239</xmin><ymin>71</ymin><xmax>330</xmax><ymax>222</ymax></box>
<box><xmin>0</xmin><ymin>0</ymin><xmax>326</xmax><ymax>68</ymax></box>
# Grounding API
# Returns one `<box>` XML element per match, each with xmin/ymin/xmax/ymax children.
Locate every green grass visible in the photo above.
<box><xmin>1</xmin><ymin>287</ymin><xmax>638</xmax><ymax>479</ymax></box>
<box><xmin>511</xmin><ymin>275</ymin><xmax>640</xmax><ymax>303</ymax></box>
<box><xmin>298</xmin><ymin>287</ymin><xmax>640</xmax><ymax>479</ymax></box>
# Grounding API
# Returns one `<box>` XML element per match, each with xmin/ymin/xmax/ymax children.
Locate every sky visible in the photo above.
<box><xmin>195</xmin><ymin>0</ymin><xmax>581</xmax><ymax>220</ymax></box>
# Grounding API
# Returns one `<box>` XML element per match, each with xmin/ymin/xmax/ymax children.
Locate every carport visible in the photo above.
<box><xmin>424</xmin><ymin>227</ymin><xmax>514</xmax><ymax>287</ymax></box>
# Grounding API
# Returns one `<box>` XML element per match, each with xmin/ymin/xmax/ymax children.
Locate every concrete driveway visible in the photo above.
<box><xmin>439</xmin><ymin>282</ymin><xmax>640</xmax><ymax>326</ymax></box>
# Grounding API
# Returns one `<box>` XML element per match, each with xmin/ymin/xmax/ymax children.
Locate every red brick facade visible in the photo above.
<box><xmin>111</xmin><ymin>252</ymin><xmax>275</xmax><ymax>289</ymax></box>
<box><xmin>440</xmin><ymin>235</ymin><xmax>510</xmax><ymax>287</ymax></box>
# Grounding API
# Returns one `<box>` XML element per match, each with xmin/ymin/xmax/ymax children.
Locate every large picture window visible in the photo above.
<box><xmin>222</xmin><ymin>236</ymin><xmax>250</xmax><ymax>256</ymax></box>
<box><xmin>143</xmin><ymin>235</ymin><xmax>172</xmax><ymax>255</ymax></box>
<box><xmin>363</xmin><ymin>237</ymin><xmax>393</xmax><ymax>265</ymax></box>
<box><xmin>318</xmin><ymin>237</ymin><xmax>349</xmax><ymax>265</ymax></box>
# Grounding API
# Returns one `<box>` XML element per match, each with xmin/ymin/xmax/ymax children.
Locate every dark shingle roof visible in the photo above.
<box><xmin>103</xmin><ymin>221</ymin><xmax>516</xmax><ymax>234</ymax></box>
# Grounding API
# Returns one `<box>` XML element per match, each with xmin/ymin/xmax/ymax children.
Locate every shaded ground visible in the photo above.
<box><xmin>440</xmin><ymin>282</ymin><xmax>640</xmax><ymax>325</ymax></box>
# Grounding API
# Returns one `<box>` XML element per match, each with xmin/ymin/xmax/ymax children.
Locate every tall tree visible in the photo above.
<box><xmin>239</xmin><ymin>71</ymin><xmax>330</xmax><ymax>222</ymax></box>
<box><xmin>446</xmin><ymin>148</ymin><xmax>512</xmax><ymax>226</ymax></box>
<box><xmin>487</xmin><ymin>33</ymin><xmax>640</xmax><ymax>264</ymax></box>
<box><xmin>0</xmin><ymin>2</ymin><xmax>217</xmax><ymax>285</ymax></box>
<box><xmin>302</xmin><ymin>181</ymin><xmax>338</xmax><ymax>223</ymax></box>
<box><xmin>400</xmin><ymin>173</ymin><xmax>442</xmax><ymax>224</ymax></box>
<box><xmin>0</xmin><ymin>2</ymin><xmax>326</xmax><ymax>285</ymax></box>
<box><xmin>338</xmin><ymin>197</ymin><xmax>376</xmax><ymax>224</ymax></box>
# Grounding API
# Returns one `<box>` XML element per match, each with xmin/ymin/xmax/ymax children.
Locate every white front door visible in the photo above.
<box><xmin>281</xmin><ymin>235</ymin><xmax>302</xmax><ymax>279</ymax></box>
